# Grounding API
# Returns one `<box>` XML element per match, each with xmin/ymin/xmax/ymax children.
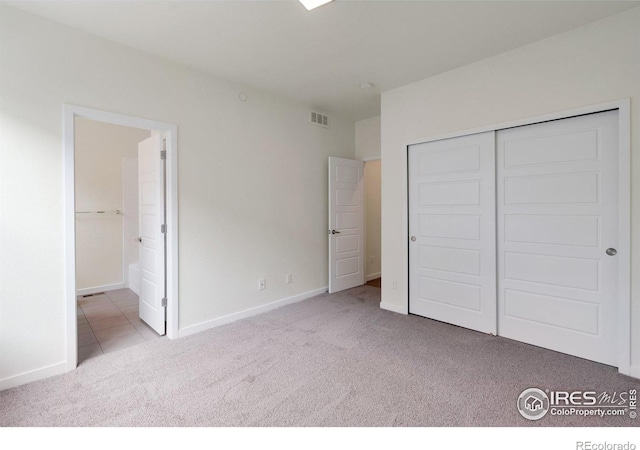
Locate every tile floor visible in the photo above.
<box><xmin>77</xmin><ymin>288</ymin><xmax>162</xmax><ymax>364</ymax></box>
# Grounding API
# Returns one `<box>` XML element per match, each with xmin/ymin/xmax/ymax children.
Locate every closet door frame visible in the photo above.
<box><xmin>404</xmin><ymin>99</ymin><xmax>631</xmax><ymax>376</ymax></box>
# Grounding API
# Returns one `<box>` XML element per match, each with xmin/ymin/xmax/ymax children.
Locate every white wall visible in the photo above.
<box><xmin>0</xmin><ymin>5</ymin><xmax>354</xmax><ymax>387</ymax></box>
<box><xmin>364</xmin><ymin>160</ymin><xmax>381</xmax><ymax>280</ymax></box>
<box><xmin>381</xmin><ymin>7</ymin><xmax>640</xmax><ymax>371</ymax></box>
<box><xmin>75</xmin><ymin>118</ymin><xmax>149</xmax><ymax>292</ymax></box>
<box><xmin>355</xmin><ymin>116</ymin><xmax>381</xmax><ymax>160</ymax></box>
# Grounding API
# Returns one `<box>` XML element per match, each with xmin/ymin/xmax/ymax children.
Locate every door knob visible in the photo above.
<box><xmin>136</xmin><ymin>237</ymin><xmax>142</xmax><ymax>243</ymax></box>
<box><xmin>410</xmin><ymin>236</ymin><xmax>417</xmax><ymax>242</ymax></box>
<box><xmin>330</xmin><ymin>230</ymin><xmax>341</xmax><ymax>235</ymax></box>
<box><xmin>606</xmin><ymin>248</ymin><xmax>617</xmax><ymax>256</ymax></box>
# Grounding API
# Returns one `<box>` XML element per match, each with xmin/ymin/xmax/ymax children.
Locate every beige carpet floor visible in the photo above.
<box><xmin>1</xmin><ymin>285</ymin><xmax>638</xmax><ymax>427</ymax></box>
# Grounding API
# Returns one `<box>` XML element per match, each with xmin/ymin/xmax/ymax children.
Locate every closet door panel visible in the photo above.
<box><xmin>408</xmin><ymin>131</ymin><xmax>496</xmax><ymax>334</ymax></box>
<box><xmin>496</xmin><ymin>111</ymin><xmax>618</xmax><ymax>366</ymax></box>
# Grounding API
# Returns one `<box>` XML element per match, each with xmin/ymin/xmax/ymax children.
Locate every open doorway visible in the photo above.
<box><xmin>363</xmin><ymin>158</ymin><xmax>381</xmax><ymax>289</ymax></box>
<box><xmin>75</xmin><ymin>118</ymin><xmax>153</xmax><ymax>363</ymax></box>
<box><xmin>355</xmin><ymin>116</ymin><xmax>382</xmax><ymax>290</ymax></box>
<box><xmin>64</xmin><ymin>105</ymin><xmax>179</xmax><ymax>370</ymax></box>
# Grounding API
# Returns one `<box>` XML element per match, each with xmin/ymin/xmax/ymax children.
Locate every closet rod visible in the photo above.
<box><xmin>75</xmin><ymin>210</ymin><xmax>122</xmax><ymax>215</ymax></box>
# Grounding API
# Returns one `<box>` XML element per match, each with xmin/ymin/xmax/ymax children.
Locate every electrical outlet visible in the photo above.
<box><xmin>258</xmin><ymin>279</ymin><xmax>266</xmax><ymax>290</ymax></box>
<box><xmin>286</xmin><ymin>273</ymin><xmax>292</xmax><ymax>284</ymax></box>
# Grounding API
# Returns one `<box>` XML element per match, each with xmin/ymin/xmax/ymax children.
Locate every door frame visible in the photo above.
<box><xmin>405</xmin><ymin>99</ymin><xmax>631</xmax><ymax>375</ymax></box>
<box><xmin>63</xmin><ymin>104</ymin><xmax>180</xmax><ymax>371</ymax></box>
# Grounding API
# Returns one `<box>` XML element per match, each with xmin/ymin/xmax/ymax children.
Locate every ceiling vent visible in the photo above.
<box><xmin>310</xmin><ymin>111</ymin><xmax>329</xmax><ymax>128</ymax></box>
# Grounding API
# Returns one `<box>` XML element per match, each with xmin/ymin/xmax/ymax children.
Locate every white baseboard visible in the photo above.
<box><xmin>628</xmin><ymin>365</ymin><xmax>640</xmax><ymax>380</ymax></box>
<box><xmin>178</xmin><ymin>287</ymin><xmax>328</xmax><ymax>338</ymax></box>
<box><xmin>366</xmin><ymin>272</ymin><xmax>381</xmax><ymax>282</ymax></box>
<box><xmin>0</xmin><ymin>361</ymin><xmax>67</xmax><ymax>391</ymax></box>
<box><xmin>76</xmin><ymin>282</ymin><xmax>124</xmax><ymax>297</ymax></box>
<box><xmin>380</xmin><ymin>302</ymin><xmax>407</xmax><ymax>315</ymax></box>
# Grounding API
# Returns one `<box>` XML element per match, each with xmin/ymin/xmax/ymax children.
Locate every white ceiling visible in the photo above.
<box><xmin>6</xmin><ymin>0</ymin><xmax>638</xmax><ymax>121</ymax></box>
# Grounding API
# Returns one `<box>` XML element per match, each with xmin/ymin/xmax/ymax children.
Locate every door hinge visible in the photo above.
<box><xmin>161</xmin><ymin>224</ymin><xmax>167</xmax><ymax>234</ymax></box>
<box><xmin>160</xmin><ymin>150</ymin><xmax>167</xmax><ymax>160</ymax></box>
<box><xmin>161</xmin><ymin>298</ymin><xmax>167</xmax><ymax>307</ymax></box>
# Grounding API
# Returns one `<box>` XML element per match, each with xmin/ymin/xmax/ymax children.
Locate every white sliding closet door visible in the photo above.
<box><xmin>409</xmin><ymin>132</ymin><xmax>496</xmax><ymax>334</ymax></box>
<box><xmin>496</xmin><ymin>111</ymin><xmax>618</xmax><ymax>366</ymax></box>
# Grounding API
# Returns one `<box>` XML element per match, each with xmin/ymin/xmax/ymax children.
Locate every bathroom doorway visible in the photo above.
<box><xmin>64</xmin><ymin>106</ymin><xmax>179</xmax><ymax>369</ymax></box>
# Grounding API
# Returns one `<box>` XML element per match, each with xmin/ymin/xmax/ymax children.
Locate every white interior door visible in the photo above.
<box><xmin>328</xmin><ymin>157</ymin><xmax>365</xmax><ymax>293</ymax></box>
<box><xmin>496</xmin><ymin>110</ymin><xmax>618</xmax><ymax>365</ymax></box>
<box><xmin>138</xmin><ymin>134</ymin><xmax>166</xmax><ymax>335</ymax></box>
<box><xmin>408</xmin><ymin>132</ymin><xmax>496</xmax><ymax>334</ymax></box>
